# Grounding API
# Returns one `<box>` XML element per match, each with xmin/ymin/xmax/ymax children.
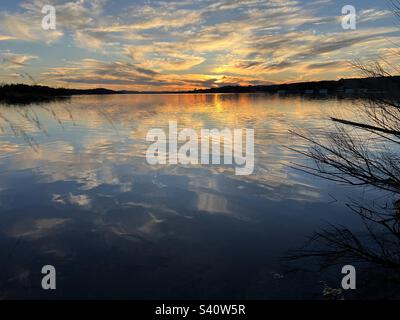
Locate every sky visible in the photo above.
<box><xmin>0</xmin><ymin>0</ymin><xmax>399</xmax><ymax>91</ymax></box>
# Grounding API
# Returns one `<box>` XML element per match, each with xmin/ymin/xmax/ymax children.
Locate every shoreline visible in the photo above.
<box><xmin>1</xmin><ymin>76</ymin><xmax>398</xmax><ymax>105</ymax></box>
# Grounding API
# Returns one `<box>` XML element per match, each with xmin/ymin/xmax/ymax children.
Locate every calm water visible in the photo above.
<box><xmin>0</xmin><ymin>94</ymin><xmax>367</xmax><ymax>299</ymax></box>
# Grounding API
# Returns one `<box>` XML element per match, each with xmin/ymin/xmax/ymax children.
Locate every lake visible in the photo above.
<box><xmin>0</xmin><ymin>93</ymin><xmax>367</xmax><ymax>299</ymax></box>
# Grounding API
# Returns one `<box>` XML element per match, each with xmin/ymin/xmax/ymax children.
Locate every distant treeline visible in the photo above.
<box><xmin>1</xmin><ymin>76</ymin><xmax>400</xmax><ymax>104</ymax></box>
<box><xmin>191</xmin><ymin>76</ymin><xmax>400</xmax><ymax>95</ymax></box>
<box><xmin>0</xmin><ymin>84</ymin><xmax>125</xmax><ymax>104</ymax></box>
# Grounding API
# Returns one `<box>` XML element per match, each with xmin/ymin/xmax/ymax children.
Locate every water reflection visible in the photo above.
<box><xmin>0</xmin><ymin>94</ymin><xmax>361</xmax><ymax>299</ymax></box>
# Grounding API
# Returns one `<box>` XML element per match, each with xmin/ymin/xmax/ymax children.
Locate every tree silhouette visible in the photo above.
<box><xmin>288</xmin><ymin>3</ymin><xmax>400</xmax><ymax>292</ymax></box>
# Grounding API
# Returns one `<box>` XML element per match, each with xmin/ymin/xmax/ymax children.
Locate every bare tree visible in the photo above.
<box><xmin>288</xmin><ymin>57</ymin><xmax>400</xmax><ymax>285</ymax></box>
<box><xmin>286</xmin><ymin>2</ymin><xmax>400</xmax><ymax>285</ymax></box>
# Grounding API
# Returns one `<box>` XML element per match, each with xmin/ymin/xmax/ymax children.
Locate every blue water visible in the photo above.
<box><xmin>0</xmin><ymin>94</ymin><xmax>369</xmax><ymax>299</ymax></box>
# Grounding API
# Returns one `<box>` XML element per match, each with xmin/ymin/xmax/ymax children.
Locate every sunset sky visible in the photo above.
<box><xmin>0</xmin><ymin>0</ymin><xmax>399</xmax><ymax>91</ymax></box>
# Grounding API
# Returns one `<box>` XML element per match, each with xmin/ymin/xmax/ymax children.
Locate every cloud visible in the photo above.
<box><xmin>0</xmin><ymin>35</ymin><xmax>17</xmax><ymax>41</ymax></box>
<box><xmin>0</xmin><ymin>10</ymin><xmax>62</xmax><ymax>43</ymax></box>
<box><xmin>213</xmin><ymin>26</ymin><xmax>400</xmax><ymax>81</ymax></box>
<box><xmin>0</xmin><ymin>51</ymin><xmax>38</xmax><ymax>69</ymax></box>
<box><xmin>359</xmin><ymin>8</ymin><xmax>392</xmax><ymax>23</ymax></box>
<box><xmin>0</xmin><ymin>0</ymin><xmax>107</xmax><ymax>44</ymax></box>
<box><xmin>1</xmin><ymin>0</ymin><xmax>399</xmax><ymax>88</ymax></box>
<box><xmin>126</xmin><ymin>45</ymin><xmax>206</xmax><ymax>71</ymax></box>
<box><xmin>306</xmin><ymin>61</ymin><xmax>346</xmax><ymax>70</ymax></box>
<box><xmin>41</xmin><ymin>57</ymin><xmax>270</xmax><ymax>90</ymax></box>
<box><xmin>43</xmin><ymin>59</ymin><xmax>158</xmax><ymax>85</ymax></box>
